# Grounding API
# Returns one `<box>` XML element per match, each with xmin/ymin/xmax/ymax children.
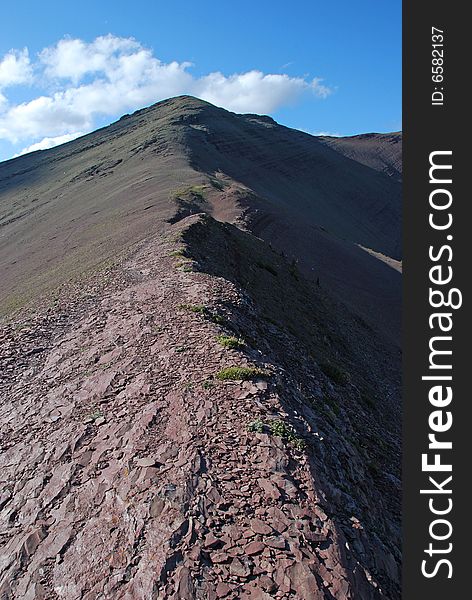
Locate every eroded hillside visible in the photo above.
<box><xmin>0</xmin><ymin>96</ymin><xmax>401</xmax><ymax>344</ymax></box>
<box><xmin>1</xmin><ymin>214</ymin><xmax>400</xmax><ymax>599</ymax></box>
<box><xmin>0</xmin><ymin>96</ymin><xmax>402</xmax><ymax>599</ymax></box>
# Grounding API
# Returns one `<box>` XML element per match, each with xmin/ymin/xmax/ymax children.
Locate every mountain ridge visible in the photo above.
<box><xmin>0</xmin><ymin>96</ymin><xmax>402</xmax><ymax>599</ymax></box>
<box><xmin>0</xmin><ymin>95</ymin><xmax>401</xmax><ymax>344</ymax></box>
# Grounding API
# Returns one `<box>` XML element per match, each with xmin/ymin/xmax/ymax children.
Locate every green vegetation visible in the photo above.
<box><xmin>247</xmin><ymin>417</ymin><xmax>305</xmax><ymax>450</ymax></box>
<box><xmin>170</xmin><ymin>249</ymin><xmax>186</xmax><ymax>258</ymax></box>
<box><xmin>179</xmin><ymin>303</ymin><xmax>207</xmax><ymax>315</ymax></box>
<box><xmin>320</xmin><ymin>361</ymin><xmax>350</xmax><ymax>385</ymax></box>
<box><xmin>211</xmin><ymin>314</ymin><xmax>226</xmax><ymax>325</ymax></box>
<box><xmin>217</xmin><ymin>334</ymin><xmax>245</xmax><ymax>350</ymax></box>
<box><xmin>289</xmin><ymin>258</ymin><xmax>300</xmax><ymax>280</ymax></box>
<box><xmin>247</xmin><ymin>419</ymin><xmax>265</xmax><ymax>433</ymax></box>
<box><xmin>216</xmin><ymin>366</ymin><xmax>267</xmax><ymax>381</ymax></box>
<box><xmin>256</xmin><ymin>261</ymin><xmax>278</xmax><ymax>276</ymax></box>
<box><xmin>269</xmin><ymin>419</ymin><xmax>306</xmax><ymax>449</ymax></box>
<box><xmin>324</xmin><ymin>395</ymin><xmax>341</xmax><ymax>416</ymax></box>
<box><xmin>209</xmin><ymin>177</ymin><xmax>226</xmax><ymax>191</ymax></box>
<box><xmin>179</xmin><ymin>303</ymin><xmax>227</xmax><ymax>326</ymax></box>
<box><xmin>173</xmin><ymin>184</ymin><xmax>207</xmax><ymax>201</ymax></box>
<box><xmin>87</xmin><ymin>410</ymin><xmax>104</xmax><ymax>421</ymax></box>
<box><xmin>178</xmin><ymin>263</ymin><xmax>194</xmax><ymax>272</ymax></box>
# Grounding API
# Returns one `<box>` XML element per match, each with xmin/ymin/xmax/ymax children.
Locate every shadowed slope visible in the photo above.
<box><xmin>0</xmin><ymin>96</ymin><xmax>401</xmax><ymax>346</ymax></box>
<box><xmin>318</xmin><ymin>133</ymin><xmax>402</xmax><ymax>182</ymax></box>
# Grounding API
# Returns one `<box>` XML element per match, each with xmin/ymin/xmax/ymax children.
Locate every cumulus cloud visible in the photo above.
<box><xmin>311</xmin><ymin>130</ymin><xmax>341</xmax><ymax>137</ymax></box>
<box><xmin>0</xmin><ymin>35</ymin><xmax>333</xmax><ymax>150</ymax></box>
<box><xmin>194</xmin><ymin>71</ymin><xmax>330</xmax><ymax>113</ymax></box>
<box><xmin>0</xmin><ymin>48</ymin><xmax>32</xmax><ymax>88</ymax></box>
<box><xmin>14</xmin><ymin>132</ymin><xmax>86</xmax><ymax>157</ymax></box>
<box><xmin>39</xmin><ymin>36</ymin><xmax>142</xmax><ymax>83</ymax></box>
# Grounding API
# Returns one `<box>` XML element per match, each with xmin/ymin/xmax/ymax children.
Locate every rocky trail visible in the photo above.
<box><xmin>0</xmin><ymin>214</ymin><xmax>400</xmax><ymax>599</ymax></box>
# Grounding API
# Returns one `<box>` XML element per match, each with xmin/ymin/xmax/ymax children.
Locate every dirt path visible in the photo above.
<box><xmin>0</xmin><ymin>222</ymin><xmax>390</xmax><ymax>599</ymax></box>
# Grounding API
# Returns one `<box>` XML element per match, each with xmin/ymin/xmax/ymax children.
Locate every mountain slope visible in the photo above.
<box><xmin>0</xmin><ymin>97</ymin><xmax>402</xmax><ymax>599</ymax></box>
<box><xmin>318</xmin><ymin>133</ymin><xmax>402</xmax><ymax>182</ymax></box>
<box><xmin>0</xmin><ymin>96</ymin><xmax>401</xmax><ymax>343</ymax></box>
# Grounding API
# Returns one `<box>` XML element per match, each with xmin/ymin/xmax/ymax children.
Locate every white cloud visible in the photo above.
<box><xmin>14</xmin><ymin>132</ymin><xmax>86</xmax><ymax>157</ymax></box>
<box><xmin>0</xmin><ymin>35</ymin><xmax>333</xmax><ymax>151</ymax></box>
<box><xmin>194</xmin><ymin>71</ymin><xmax>330</xmax><ymax>113</ymax></box>
<box><xmin>309</xmin><ymin>78</ymin><xmax>332</xmax><ymax>100</ymax></box>
<box><xmin>311</xmin><ymin>130</ymin><xmax>341</xmax><ymax>137</ymax></box>
<box><xmin>297</xmin><ymin>127</ymin><xmax>341</xmax><ymax>137</ymax></box>
<box><xmin>0</xmin><ymin>48</ymin><xmax>32</xmax><ymax>88</ymax></box>
<box><xmin>39</xmin><ymin>35</ymin><xmax>142</xmax><ymax>83</ymax></box>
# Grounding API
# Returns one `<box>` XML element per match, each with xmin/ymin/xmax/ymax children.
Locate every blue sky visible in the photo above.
<box><xmin>0</xmin><ymin>0</ymin><xmax>401</xmax><ymax>162</ymax></box>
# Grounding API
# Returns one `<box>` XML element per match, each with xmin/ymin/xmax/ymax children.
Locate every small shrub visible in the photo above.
<box><xmin>173</xmin><ymin>184</ymin><xmax>207</xmax><ymax>201</ymax></box>
<box><xmin>217</xmin><ymin>335</ymin><xmax>245</xmax><ymax>350</ymax></box>
<box><xmin>256</xmin><ymin>261</ymin><xmax>278</xmax><ymax>276</ymax></box>
<box><xmin>179</xmin><ymin>264</ymin><xmax>193</xmax><ymax>272</ymax></box>
<box><xmin>360</xmin><ymin>391</ymin><xmax>376</xmax><ymax>410</ymax></box>
<box><xmin>289</xmin><ymin>258</ymin><xmax>299</xmax><ymax>280</ymax></box>
<box><xmin>320</xmin><ymin>362</ymin><xmax>350</xmax><ymax>385</ymax></box>
<box><xmin>180</xmin><ymin>303</ymin><xmax>208</xmax><ymax>315</ymax></box>
<box><xmin>211</xmin><ymin>314</ymin><xmax>227</xmax><ymax>326</ymax></box>
<box><xmin>269</xmin><ymin>419</ymin><xmax>306</xmax><ymax>450</ymax></box>
<box><xmin>179</xmin><ymin>304</ymin><xmax>226</xmax><ymax>325</ymax></box>
<box><xmin>247</xmin><ymin>418</ymin><xmax>305</xmax><ymax>450</ymax></box>
<box><xmin>247</xmin><ymin>419</ymin><xmax>265</xmax><ymax>433</ymax></box>
<box><xmin>175</xmin><ymin>257</ymin><xmax>193</xmax><ymax>270</ymax></box>
<box><xmin>170</xmin><ymin>249</ymin><xmax>186</xmax><ymax>258</ymax></box>
<box><xmin>87</xmin><ymin>410</ymin><xmax>104</xmax><ymax>422</ymax></box>
<box><xmin>325</xmin><ymin>395</ymin><xmax>341</xmax><ymax>416</ymax></box>
<box><xmin>215</xmin><ymin>366</ymin><xmax>268</xmax><ymax>381</ymax></box>
<box><xmin>210</xmin><ymin>177</ymin><xmax>226</xmax><ymax>191</ymax></box>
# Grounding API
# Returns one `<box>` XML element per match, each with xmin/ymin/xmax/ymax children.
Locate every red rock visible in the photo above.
<box><xmin>258</xmin><ymin>479</ymin><xmax>281</xmax><ymax>500</ymax></box>
<box><xmin>175</xmin><ymin>566</ymin><xmax>194</xmax><ymax>599</ymax></box>
<box><xmin>230</xmin><ymin>557</ymin><xmax>251</xmax><ymax>577</ymax></box>
<box><xmin>304</xmin><ymin>529</ymin><xmax>328</xmax><ymax>543</ymax></box>
<box><xmin>264</xmin><ymin>535</ymin><xmax>287</xmax><ymax>550</ymax></box>
<box><xmin>222</xmin><ymin>524</ymin><xmax>242</xmax><ymax>542</ymax></box>
<box><xmin>23</xmin><ymin>527</ymin><xmax>47</xmax><ymax>556</ymax></box>
<box><xmin>245</xmin><ymin>541</ymin><xmax>265</xmax><ymax>555</ymax></box>
<box><xmin>216</xmin><ymin>582</ymin><xmax>232</xmax><ymax>597</ymax></box>
<box><xmin>250</xmin><ymin>518</ymin><xmax>272</xmax><ymax>535</ymax></box>
<box><xmin>212</xmin><ymin>551</ymin><xmax>230</xmax><ymax>563</ymax></box>
<box><xmin>287</xmin><ymin>563</ymin><xmax>324</xmax><ymax>599</ymax></box>
<box><xmin>204</xmin><ymin>532</ymin><xmax>221</xmax><ymax>548</ymax></box>
<box><xmin>136</xmin><ymin>457</ymin><xmax>156</xmax><ymax>467</ymax></box>
<box><xmin>259</xmin><ymin>574</ymin><xmax>276</xmax><ymax>592</ymax></box>
<box><xmin>188</xmin><ymin>544</ymin><xmax>201</xmax><ymax>561</ymax></box>
<box><xmin>271</xmin><ymin>518</ymin><xmax>288</xmax><ymax>533</ymax></box>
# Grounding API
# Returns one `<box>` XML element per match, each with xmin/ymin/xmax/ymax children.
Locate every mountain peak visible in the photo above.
<box><xmin>122</xmin><ymin>94</ymin><xmax>220</xmax><ymax>121</ymax></box>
